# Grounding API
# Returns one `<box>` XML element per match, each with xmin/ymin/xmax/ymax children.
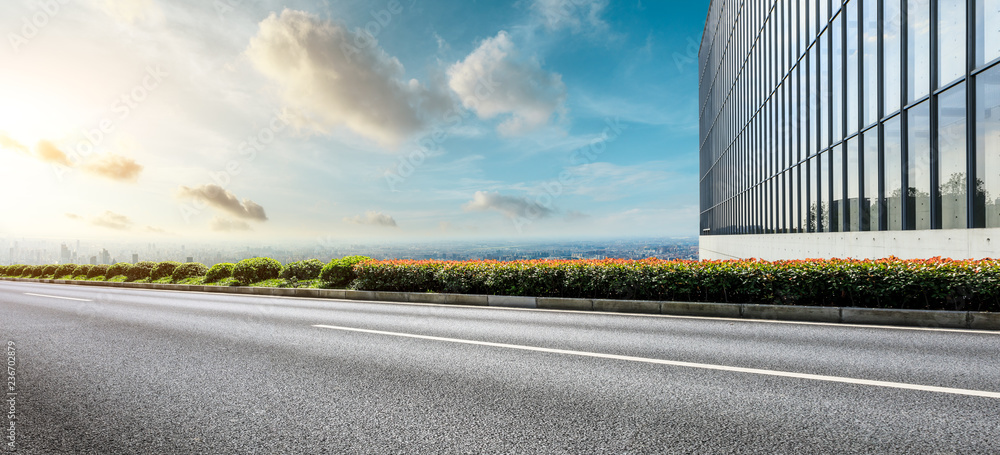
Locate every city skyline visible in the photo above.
<box><xmin>3</xmin><ymin>236</ymin><xmax>699</xmax><ymax>267</ymax></box>
<box><xmin>0</xmin><ymin>0</ymin><xmax>710</xmax><ymax>243</ymax></box>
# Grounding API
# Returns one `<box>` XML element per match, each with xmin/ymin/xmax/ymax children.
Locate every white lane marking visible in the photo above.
<box><xmin>23</xmin><ymin>293</ymin><xmax>92</xmax><ymax>302</ymax></box>
<box><xmin>313</xmin><ymin>324</ymin><xmax>1000</xmax><ymax>399</ymax></box>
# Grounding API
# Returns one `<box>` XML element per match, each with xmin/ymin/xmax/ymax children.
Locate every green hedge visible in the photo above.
<box><xmin>320</xmin><ymin>256</ymin><xmax>371</xmax><ymax>288</ymax></box>
<box><xmin>72</xmin><ymin>264</ymin><xmax>93</xmax><ymax>278</ymax></box>
<box><xmin>351</xmin><ymin>258</ymin><xmax>1000</xmax><ymax>312</ymax></box>
<box><xmin>232</xmin><ymin>258</ymin><xmax>282</xmax><ymax>285</ymax></box>
<box><xmin>87</xmin><ymin>265</ymin><xmax>109</xmax><ymax>279</ymax></box>
<box><xmin>40</xmin><ymin>265</ymin><xmax>57</xmax><ymax>278</ymax></box>
<box><xmin>151</xmin><ymin>261</ymin><xmax>181</xmax><ymax>281</ymax></box>
<box><xmin>54</xmin><ymin>264</ymin><xmax>77</xmax><ymax>279</ymax></box>
<box><xmin>172</xmin><ymin>263</ymin><xmax>207</xmax><ymax>281</ymax></box>
<box><xmin>205</xmin><ymin>263</ymin><xmax>235</xmax><ymax>283</ymax></box>
<box><xmin>127</xmin><ymin>261</ymin><xmax>157</xmax><ymax>282</ymax></box>
<box><xmin>106</xmin><ymin>263</ymin><xmax>131</xmax><ymax>279</ymax></box>
<box><xmin>10</xmin><ymin>256</ymin><xmax>994</xmax><ymax>313</ymax></box>
<box><xmin>280</xmin><ymin>259</ymin><xmax>324</xmax><ymax>280</ymax></box>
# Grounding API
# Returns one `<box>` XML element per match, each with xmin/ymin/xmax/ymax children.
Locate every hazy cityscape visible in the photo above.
<box><xmin>2</xmin><ymin>237</ymin><xmax>699</xmax><ymax>267</ymax></box>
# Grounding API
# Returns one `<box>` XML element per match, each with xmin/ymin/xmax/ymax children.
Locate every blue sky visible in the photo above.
<box><xmin>0</xmin><ymin>0</ymin><xmax>710</xmax><ymax>242</ymax></box>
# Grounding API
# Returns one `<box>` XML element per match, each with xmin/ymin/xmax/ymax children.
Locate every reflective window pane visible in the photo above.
<box><xmin>846</xmin><ymin>0</ymin><xmax>859</xmax><ymax>134</ymax></box>
<box><xmin>863</xmin><ymin>126</ymin><xmax>880</xmax><ymax>231</ymax></box>
<box><xmin>818</xmin><ymin>151</ymin><xmax>830</xmax><ymax>231</ymax></box>
<box><xmin>847</xmin><ymin>137</ymin><xmax>860</xmax><ymax>231</ymax></box>
<box><xmin>863</xmin><ymin>0</ymin><xmax>878</xmax><ymax>125</ymax></box>
<box><xmin>908</xmin><ymin>0</ymin><xmax>930</xmax><ymax>102</ymax></box>
<box><xmin>976</xmin><ymin>64</ymin><xmax>1000</xmax><ymax>228</ymax></box>
<box><xmin>810</xmin><ymin>46</ymin><xmax>819</xmax><ymax>154</ymax></box>
<box><xmin>939</xmin><ymin>0</ymin><xmax>967</xmax><ymax>86</ymax></box>
<box><xmin>907</xmin><ymin>101</ymin><xmax>932</xmax><ymax>230</ymax></box>
<box><xmin>976</xmin><ymin>0</ymin><xmax>1000</xmax><ymax>66</ymax></box>
<box><xmin>833</xmin><ymin>13</ymin><xmax>844</xmax><ymax>142</ymax></box>
<box><xmin>820</xmin><ymin>28</ymin><xmax>830</xmax><ymax>148</ymax></box>
<box><xmin>831</xmin><ymin>144</ymin><xmax>844</xmax><ymax>232</ymax></box>
<box><xmin>938</xmin><ymin>83</ymin><xmax>968</xmax><ymax>229</ymax></box>
<box><xmin>884</xmin><ymin>0</ymin><xmax>902</xmax><ymax>114</ymax></box>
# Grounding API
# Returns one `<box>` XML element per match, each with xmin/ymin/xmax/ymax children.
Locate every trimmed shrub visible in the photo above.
<box><xmin>351</xmin><ymin>258</ymin><xmax>1000</xmax><ymax>312</ymax></box>
<box><xmin>127</xmin><ymin>261</ymin><xmax>157</xmax><ymax>282</ymax></box>
<box><xmin>172</xmin><ymin>263</ymin><xmax>207</xmax><ymax>281</ymax></box>
<box><xmin>28</xmin><ymin>266</ymin><xmax>46</xmax><ymax>278</ymax></box>
<box><xmin>232</xmin><ymin>258</ymin><xmax>283</xmax><ymax>285</ymax></box>
<box><xmin>280</xmin><ymin>259</ymin><xmax>324</xmax><ymax>280</ymax></box>
<box><xmin>41</xmin><ymin>265</ymin><xmax>58</xmax><ymax>278</ymax></box>
<box><xmin>54</xmin><ymin>264</ymin><xmax>77</xmax><ymax>279</ymax></box>
<box><xmin>0</xmin><ymin>266</ymin><xmax>6</xmax><ymax>276</ymax></box>
<box><xmin>72</xmin><ymin>264</ymin><xmax>93</xmax><ymax>278</ymax></box>
<box><xmin>151</xmin><ymin>261</ymin><xmax>181</xmax><ymax>281</ymax></box>
<box><xmin>106</xmin><ymin>263</ymin><xmax>132</xmax><ymax>279</ymax></box>
<box><xmin>205</xmin><ymin>263</ymin><xmax>235</xmax><ymax>283</ymax></box>
<box><xmin>87</xmin><ymin>265</ymin><xmax>110</xmax><ymax>279</ymax></box>
<box><xmin>320</xmin><ymin>256</ymin><xmax>372</xmax><ymax>288</ymax></box>
<box><xmin>6</xmin><ymin>265</ymin><xmax>24</xmax><ymax>277</ymax></box>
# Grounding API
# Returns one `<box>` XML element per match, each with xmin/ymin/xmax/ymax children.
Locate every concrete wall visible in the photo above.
<box><xmin>700</xmin><ymin>228</ymin><xmax>1000</xmax><ymax>260</ymax></box>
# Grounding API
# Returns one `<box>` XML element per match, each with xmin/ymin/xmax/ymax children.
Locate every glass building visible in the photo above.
<box><xmin>699</xmin><ymin>0</ymin><xmax>1000</xmax><ymax>259</ymax></box>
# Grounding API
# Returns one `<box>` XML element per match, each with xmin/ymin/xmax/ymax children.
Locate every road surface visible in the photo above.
<box><xmin>1</xmin><ymin>280</ymin><xmax>998</xmax><ymax>454</ymax></box>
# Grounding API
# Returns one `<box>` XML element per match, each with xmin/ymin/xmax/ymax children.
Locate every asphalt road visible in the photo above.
<box><xmin>1</xmin><ymin>280</ymin><xmax>998</xmax><ymax>454</ymax></box>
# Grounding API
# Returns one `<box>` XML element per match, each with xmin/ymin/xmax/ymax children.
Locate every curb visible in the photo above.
<box><xmin>2</xmin><ymin>277</ymin><xmax>998</xmax><ymax>330</ymax></box>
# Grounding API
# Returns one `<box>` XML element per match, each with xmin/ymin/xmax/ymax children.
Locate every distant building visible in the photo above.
<box><xmin>99</xmin><ymin>249</ymin><xmax>111</xmax><ymax>265</ymax></box>
<box><xmin>59</xmin><ymin>244</ymin><xmax>71</xmax><ymax>264</ymax></box>
<box><xmin>699</xmin><ymin>0</ymin><xmax>1000</xmax><ymax>259</ymax></box>
<box><xmin>89</xmin><ymin>256</ymin><xmax>97</xmax><ymax>265</ymax></box>
<box><xmin>132</xmin><ymin>254</ymin><xmax>139</xmax><ymax>264</ymax></box>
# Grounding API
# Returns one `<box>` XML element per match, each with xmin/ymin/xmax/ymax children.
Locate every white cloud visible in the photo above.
<box><xmin>84</xmin><ymin>154</ymin><xmax>144</xmax><ymax>182</ymax></box>
<box><xmin>532</xmin><ymin>0</ymin><xmax>609</xmax><ymax>32</ymax></box>
<box><xmin>447</xmin><ymin>31</ymin><xmax>567</xmax><ymax>136</ymax></box>
<box><xmin>210</xmin><ymin>217</ymin><xmax>252</xmax><ymax>232</ymax></box>
<box><xmin>33</xmin><ymin>140</ymin><xmax>72</xmax><ymax>167</ymax></box>
<box><xmin>345</xmin><ymin>211</ymin><xmax>398</xmax><ymax>227</ymax></box>
<box><xmin>246</xmin><ymin>9</ymin><xmax>451</xmax><ymax>147</ymax></box>
<box><xmin>463</xmin><ymin>191</ymin><xmax>555</xmax><ymax>219</ymax></box>
<box><xmin>176</xmin><ymin>184</ymin><xmax>268</xmax><ymax>221</ymax></box>
<box><xmin>91</xmin><ymin>211</ymin><xmax>133</xmax><ymax>231</ymax></box>
<box><xmin>0</xmin><ymin>133</ymin><xmax>28</xmax><ymax>153</ymax></box>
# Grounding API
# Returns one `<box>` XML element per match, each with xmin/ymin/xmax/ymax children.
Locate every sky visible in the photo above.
<box><xmin>0</xmin><ymin>0</ymin><xmax>710</xmax><ymax>243</ymax></box>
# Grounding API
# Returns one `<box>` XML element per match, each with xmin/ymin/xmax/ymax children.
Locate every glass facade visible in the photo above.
<box><xmin>700</xmin><ymin>0</ymin><xmax>1000</xmax><ymax>237</ymax></box>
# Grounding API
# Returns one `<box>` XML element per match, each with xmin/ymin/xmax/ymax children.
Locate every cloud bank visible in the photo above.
<box><xmin>210</xmin><ymin>217</ymin><xmax>252</xmax><ymax>232</ymax></box>
<box><xmin>448</xmin><ymin>31</ymin><xmax>567</xmax><ymax>135</ymax></box>
<box><xmin>463</xmin><ymin>191</ymin><xmax>555</xmax><ymax>219</ymax></box>
<box><xmin>532</xmin><ymin>0</ymin><xmax>609</xmax><ymax>32</ymax></box>
<box><xmin>85</xmin><ymin>154</ymin><xmax>144</xmax><ymax>182</ymax></box>
<box><xmin>345</xmin><ymin>211</ymin><xmax>398</xmax><ymax>227</ymax></box>
<box><xmin>176</xmin><ymin>184</ymin><xmax>268</xmax><ymax>221</ymax></box>
<box><xmin>247</xmin><ymin>9</ymin><xmax>450</xmax><ymax>147</ymax></box>
<box><xmin>2</xmin><ymin>134</ymin><xmax>144</xmax><ymax>182</ymax></box>
<box><xmin>91</xmin><ymin>211</ymin><xmax>133</xmax><ymax>231</ymax></box>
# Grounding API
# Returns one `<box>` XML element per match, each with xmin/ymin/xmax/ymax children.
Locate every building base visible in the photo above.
<box><xmin>700</xmin><ymin>229</ymin><xmax>1000</xmax><ymax>260</ymax></box>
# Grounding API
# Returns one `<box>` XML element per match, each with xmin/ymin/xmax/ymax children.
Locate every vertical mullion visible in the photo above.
<box><xmin>878</xmin><ymin>0</ymin><xmax>887</xmax><ymax>230</ymax></box>
<box><xmin>930</xmin><ymin>0</ymin><xmax>940</xmax><ymax>229</ymax></box>
<box><xmin>967</xmin><ymin>0</ymin><xmax>977</xmax><ymax>228</ymax></box>
<box><xmin>900</xmin><ymin>0</ymin><xmax>910</xmax><ymax>229</ymax></box>
<box><xmin>841</xmin><ymin>8</ymin><xmax>849</xmax><ymax>232</ymax></box>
